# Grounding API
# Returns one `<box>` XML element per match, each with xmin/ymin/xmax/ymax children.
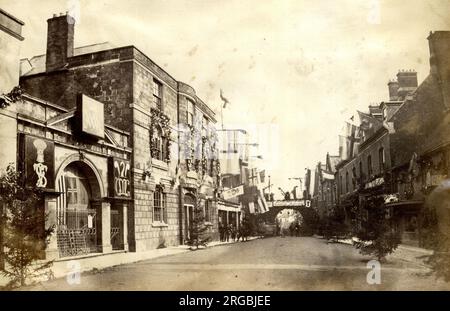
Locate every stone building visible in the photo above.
<box><xmin>335</xmin><ymin>72</ymin><xmax>416</xmax><ymax>240</ymax></box>
<box><xmin>18</xmin><ymin>13</ymin><xmax>220</xmax><ymax>254</ymax></box>
<box><xmin>312</xmin><ymin>153</ymin><xmax>339</xmax><ymax>218</ymax></box>
<box><xmin>335</xmin><ymin>31</ymin><xmax>450</xmax><ymax>246</ymax></box>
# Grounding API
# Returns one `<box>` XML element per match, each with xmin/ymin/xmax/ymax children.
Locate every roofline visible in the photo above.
<box><xmin>22</xmin><ymin>93</ymin><xmax>68</xmax><ymax>112</ymax></box>
<box><xmin>22</xmin><ymin>44</ymin><xmax>216</xmax><ymax>119</ymax></box>
<box><xmin>0</xmin><ymin>8</ymin><xmax>25</xmax><ymax>25</ymax></box>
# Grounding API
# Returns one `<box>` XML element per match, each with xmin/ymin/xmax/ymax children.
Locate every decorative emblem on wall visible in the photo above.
<box><xmin>149</xmin><ymin>108</ymin><xmax>172</xmax><ymax>162</ymax></box>
<box><xmin>33</xmin><ymin>139</ymin><xmax>48</xmax><ymax>188</ymax></box>
<box><xmin>108</xmin><ymin>157</ymin><xmax>131</xmax><ymax>198</ymax></box>
<box><xmin>21</xmin><ymin>134</ymin><xmax>55</xmax><ymax>190</ymax></box>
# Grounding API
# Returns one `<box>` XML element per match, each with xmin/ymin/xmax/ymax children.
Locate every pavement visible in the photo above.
<box><xmin>16</xmin><ymin>236</ymin><xmax>450</xmax><ymax>291</ymax></box>
<box><xmin>0</xmin><ymin>237</ymin><xmax>259</xmax><ymax>288</ymax></box>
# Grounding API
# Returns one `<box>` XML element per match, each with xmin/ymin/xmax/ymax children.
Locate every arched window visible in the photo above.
<box><xmin>153</xmin><ymin>186</ymin><xmax>167</xmax><ymax>223</ymax></box>
<box><xmin>359</xmin><ymin>161</ymin><xmax>363</xmax><ymax>181</ymax></box>
<box><xmin>345</xmin><ymin>171</ymin><xmax>349</xmax><ymax>193</ymax></box>
<box><xmin>352</xmin><ymin>166</ymin><xmax>357</xmax><ymax>188</ymax></box>
<box><xmin>367</xmin><ymin>155</ymin><xmax>373</xmax><ymax>176</ymax></box>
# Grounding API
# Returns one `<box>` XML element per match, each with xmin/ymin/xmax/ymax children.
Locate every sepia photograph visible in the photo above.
<box><xmin>1</xmin><ymin>0</ymin><xmax>450</xmax><ymax>296</ymax></box>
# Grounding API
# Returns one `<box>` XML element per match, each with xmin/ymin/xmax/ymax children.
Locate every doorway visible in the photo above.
<box><xmin>56</xmin><ymin>162</ymin><xmax>100</xmax><ymax>257</ymax></box>
<box><xmin>184</xmin><ymin>204</ymin><xmax>194</xmax><ymax>242</ymax></box>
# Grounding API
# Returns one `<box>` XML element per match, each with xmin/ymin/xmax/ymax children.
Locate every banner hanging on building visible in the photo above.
<box><xmin>222</xmin><ymin>185</ymin><xmax>244</xmax><ymax>200</ymax></box>
<box><xmin>108</xmin><ymin>157</ymin><xmax>131</xmax><ymax>198</ymax></box>
<box><xmin>21</xmin><ymin>134</ymin><xmax>55</xmax><ymax>190</ymax></box>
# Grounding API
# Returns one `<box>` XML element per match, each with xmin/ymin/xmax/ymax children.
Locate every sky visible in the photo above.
<box><xmin>2</xmin><ymin>0</ymin><xmax>450</xmax><ymax>198</ymax></box>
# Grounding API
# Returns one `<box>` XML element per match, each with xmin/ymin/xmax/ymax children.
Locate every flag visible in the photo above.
<box><xmin>358</xmin><ymin>110</ymin><xmax>383</xmax><ymax>139</ymax></box>
<box><xmin>220</xmin><ymin>89</ymin><xmax>230</xmax><ymax>108</ymax></box>
<box><xmin>304</xmin><ymin>168</ymin><xmax>311</xmax><ymax>198</ymax></box>
<box><xmin>259</xmin><ymin>170</ymin><xmax>266</xmax><ymax>183</ymax></box>
<box><xmin>248</xmin><ymin>201</ymin><xmax>255</xmax><ymax>214</ymax></box>
<box><xmin>348</xmin><ymin>122</ymin><xmax>358</xmax><ymax>157</ymax></box>
<box><xmin>257</xmin><ymin>191</ymin><xmax>269</xmax><ymax>213</ymax></box>
<box><xmin>338</xmin><ymin>134</ymin><xmax>352</xmax><ymax>160</ymax></box>
<box><xmin>56</xmin><ymin>173</ymin><xmax>67</xmax><ymax>225</ymax></box>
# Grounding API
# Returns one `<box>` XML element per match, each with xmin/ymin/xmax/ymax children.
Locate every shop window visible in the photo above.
<box><xmin>153</xmin><ymin>79</ymin><xmax>163</xmax><ymax>110</ymax></box>
<box><xmin>153</xmin><ymin>186</ymin><xmax>167</xmax><ymax>223</ymax></box>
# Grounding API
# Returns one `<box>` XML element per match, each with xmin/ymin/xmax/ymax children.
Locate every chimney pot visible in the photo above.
<box><xmin>428</xmin><ymin>31</ymin><xmax>450</xmax><ymax>109</ymax></box>
<box><xmin>45</xmin><ymin>14</ymin><xmax>75</xmax><ymax>71</ymax></box>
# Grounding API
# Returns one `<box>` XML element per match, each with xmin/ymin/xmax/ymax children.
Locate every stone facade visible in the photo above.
<box><xmin>19</xmin><ymin>13</ymin><xmax>220</xmax><ymax>252</ymax></box>
<box><xmin>1</xmin><ymin>93</ymin><xmax>132</xmax><ymax>259</ymax></box>
<box><xmin>332</xmin><ymin>31</ymin><xmax>450</xmax><ymax>247</ymax></box>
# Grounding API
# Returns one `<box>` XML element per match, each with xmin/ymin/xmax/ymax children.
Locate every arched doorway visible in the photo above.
<box><xmin>56</xmin><ymin>160</ymin><xmax>103</xmax><ymax>257</ymax></box>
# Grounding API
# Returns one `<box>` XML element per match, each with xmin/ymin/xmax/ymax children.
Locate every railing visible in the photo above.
<box><xmin>110</xmin><ymin>210</ymin><xmax>122</xmax><ymax>250</ymax></box>
<box><xmin>57</xmin><ymin>208</ymin><xmax>97</xmax><ymax>257</ymax></box>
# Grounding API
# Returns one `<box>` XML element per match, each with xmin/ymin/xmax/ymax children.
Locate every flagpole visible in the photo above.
<box><xmin>221</xmin><ymin>102</ymin><xmax>224</xmax><ymax>130</ymax></box>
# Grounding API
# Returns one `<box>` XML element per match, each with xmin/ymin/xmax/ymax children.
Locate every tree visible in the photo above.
<box><xmin>298</xmin><ymin>207</ymin><xmax>320</xmax><ymax>236</ymax></box>
<box><xmin>353</xmin><ymin>196</ymin><xmax>401</xmax><ymax>261</ymax></box>
<box><xmin>186</xmin><ymin>199</ymin><xmax>211</xmax><ymax>250</ymax></box>
<box><xmin>0</xmin><ymin>86</ymin><xmax>22</xmax><ymax>109</ymax></box>
<box><xmin>0</xmin><ymin>164</ymin><xmax>54</xmax><ymax>288</ymax></box>
<box><xmin>322</xmin><ymin>206</ymin><xmax>350</xmax><ymax>242</ymax></box>
<box><xmin>421</xmin><ymin>187</ymin><xmax>450</xmax><ymax>282</ymax></box>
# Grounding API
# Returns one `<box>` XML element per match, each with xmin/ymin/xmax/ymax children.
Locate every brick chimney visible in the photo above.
<box><xmin>396</xmin><ymin>70</ymin><xmax>418</xmax><ymax>99</ymax></box>
<box><xmin>387</xmin><ymin>80</ymin><xmax>399</xmax><ymax>101</ymax></box>
<box><xmin>45</xmin><ymin>13</ymin><xmax>75</xmax><ymax>72</ymax></box>
<box><xmin>428</xmin><ymin>31</ymin><xmax>450</xmax><ymax>110</ymax></box>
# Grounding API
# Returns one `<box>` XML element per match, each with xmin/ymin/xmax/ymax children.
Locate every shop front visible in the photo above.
<box><xmin>217</xmin><ymin>199</ymin><xmax>241</xmax><ymax>232</ymax></box>
<box><xmin>15</xmin><ymin>94</ymin><xmax>132</xmax><ymax>260</ymax></box>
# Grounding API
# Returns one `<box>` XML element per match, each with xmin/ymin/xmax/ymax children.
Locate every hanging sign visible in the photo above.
<box><xmin>222</xmin><ymin>185</ymin><xmax>244</xmax><ymax>200</ymax></box>
<box><xmin>108</xmin><ymin>157</ymin><xmax>131</xmax><ymax>198</ymax></box>
<box><xmin>21</xmin><ymin>134</ymin><xmax>55</xmax><ymax>190</ymax></box>
<box><xmin>77</xmin><ymin>93</ymin><xmax>104</xmax><ymax>139</ymax></box>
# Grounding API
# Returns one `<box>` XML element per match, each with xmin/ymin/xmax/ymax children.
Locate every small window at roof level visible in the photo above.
<box><xmin>153</xmin><ymin>79</ymin><xmax>163</xmax><ymax>110</ymax></box>
<box><xmin>186</xmin><ymin>99</ymin><xmax>195</xmax><ymax>126</ymax></box>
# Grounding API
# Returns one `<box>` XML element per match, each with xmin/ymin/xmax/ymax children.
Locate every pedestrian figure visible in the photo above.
<box><xmin>289</xmin><ymin>222</ymin><xmax>295</xmax><ymax>237</ymax></box>
<box><xmin>219</xmin><ymin>222</ymin><xmax>224</xmax><ymax>242</ymax></box>
<box><xmin>231</xmin><ymin>225</ymin><xmax>237</xmax><ymax>242</ymax></box>
<box><xmin>295</xmin><ymin>222</ymin><xmax>300</xmax><ymax>237</ymax></box>
<box><xmin>225</xmin><ymin>224</ymin><xmax>231</xmax><ymax>242</ymax></box>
